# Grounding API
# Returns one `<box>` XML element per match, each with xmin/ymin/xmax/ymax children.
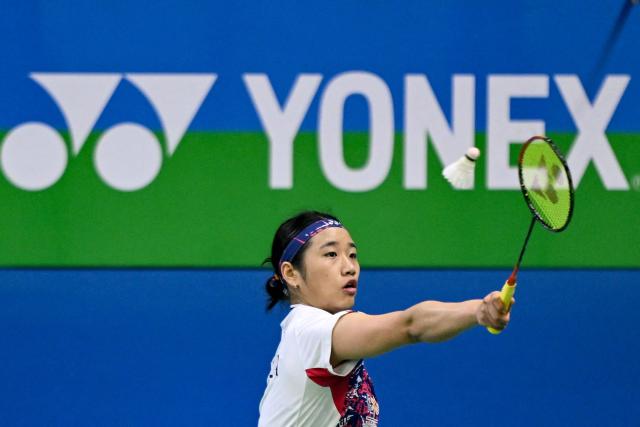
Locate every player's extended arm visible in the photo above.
<box><xmin>331</xmin><ymin>292</ymin><xmax>510</xmax><ymax>366</ymax></box>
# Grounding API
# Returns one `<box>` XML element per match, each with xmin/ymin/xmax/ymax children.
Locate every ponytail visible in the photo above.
<box><xmin>264</xmin><ymin>272</ymin><xmax>288</xmax><ymax>310</ymax></box>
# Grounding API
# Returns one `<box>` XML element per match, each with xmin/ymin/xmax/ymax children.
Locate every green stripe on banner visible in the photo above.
<box><xmin>0</xmin><ymin>132</ymin><xmax>638</xmax><ymax>267</ymax></box>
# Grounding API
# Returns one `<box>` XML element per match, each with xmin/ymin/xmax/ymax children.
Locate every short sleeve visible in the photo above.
<box><xmin>293</xmin><ymin>307</ymin><xmax>357</xmax><ymax>377</ymax></box>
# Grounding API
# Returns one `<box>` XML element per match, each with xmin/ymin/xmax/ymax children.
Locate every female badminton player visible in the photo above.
<box><xmin>258</xmin><ymin>211</ymin><xmax>512</xmax><ymax>426</ymax></box>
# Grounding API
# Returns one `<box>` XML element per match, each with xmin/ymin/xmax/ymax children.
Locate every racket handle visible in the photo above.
<box><xmin>487</xmin><ymin>281</ymin><xmax>516</xmax><ymax>335</ymax></box>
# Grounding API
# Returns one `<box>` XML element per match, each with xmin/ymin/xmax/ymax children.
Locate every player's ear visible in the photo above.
<box><xmin>281</xmin><ymin>261</ymin><xmax>299</xmax><ymax>286</ymax></box>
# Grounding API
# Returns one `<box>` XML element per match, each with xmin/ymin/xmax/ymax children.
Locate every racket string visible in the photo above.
<box><xmin>520</xmin><ymin>138</ymin><xmax>574</xmax><ymax>231</ymax></box>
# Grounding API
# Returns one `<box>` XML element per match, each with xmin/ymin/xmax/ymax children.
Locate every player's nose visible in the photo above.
<box><xmin>341</xmin><ymin>255</ymin><xmax>357</xmax><ymax>276</ymax></box>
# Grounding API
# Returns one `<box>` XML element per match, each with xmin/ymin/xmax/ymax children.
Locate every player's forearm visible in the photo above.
<box><xmin>406</xmin><ymin>300</ymin><xmax>481</xmax><ymax>343</ymax></box>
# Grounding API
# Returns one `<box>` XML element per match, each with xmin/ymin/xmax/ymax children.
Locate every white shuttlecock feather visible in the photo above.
<box><xmin>442</xmin><ymin>147</ymin><xmax>480</xmax><ymax>190</ymax></box>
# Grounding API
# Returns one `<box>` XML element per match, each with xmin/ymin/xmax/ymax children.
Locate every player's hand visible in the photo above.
<box><xmin>476</xmin><ymin>291</ymin><xmax>513</xmax><ymax>331</ymax></box>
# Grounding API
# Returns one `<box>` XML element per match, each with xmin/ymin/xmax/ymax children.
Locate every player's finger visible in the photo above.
<box><xmin>490</xmin><ymin>297</ymin><xmax>510</xmax><ymax>328</ymax></box>
<box><xmin>486</xmin><ymin>298</ymin><xmax>501</xmax><ymax>324</ymax></box>
<box><xmin>490</xmin><ymin>292</ymin><xmax>507</xmax><ymax>314</ymax></box>
<box><xmin>499</xmin><ymin>311</ymin><xmax>510</xmax><ymax>327</ymax></box>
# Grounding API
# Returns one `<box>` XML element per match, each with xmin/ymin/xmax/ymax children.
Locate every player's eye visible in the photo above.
<box><xmin>324</xmin><ymin>251</ymin><xmax>337</xmax><ymax>258</ymax></box>
<box><xmin>350</xmin><ymin>252</ymin><xmax>358</xmax><ymax>259</ymax></box>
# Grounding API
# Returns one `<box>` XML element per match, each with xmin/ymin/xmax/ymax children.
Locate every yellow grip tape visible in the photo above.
<box><xmin>487</xmin><ymin>281</ymin><xmax>516</xmax><ymax>335</ymax></box>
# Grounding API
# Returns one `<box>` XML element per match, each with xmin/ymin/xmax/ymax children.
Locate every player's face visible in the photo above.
<box><xmin>297</xmin><ymin>227</ymin><xmax>359</xmax><ymax>314</ymax></box>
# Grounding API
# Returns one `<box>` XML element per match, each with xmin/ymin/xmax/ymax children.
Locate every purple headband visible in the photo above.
<box><xmin>279</xmin><ymin>219</ymin><xmax>343</xmax><ymax>273</ymax></box>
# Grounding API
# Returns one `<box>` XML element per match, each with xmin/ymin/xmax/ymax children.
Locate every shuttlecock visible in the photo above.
<box><xmin>442</xmin><ymin>147</ymin><xmax>480</xmax><ymax>190</ymax></box>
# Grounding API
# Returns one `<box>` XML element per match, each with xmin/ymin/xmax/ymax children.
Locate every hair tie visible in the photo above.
<box><xmin>268</xmin><ymin>273</ymin><xmax>289</xmax><ymax>297</ymax></box>
<box><xmin>268</xmin><ymin>274</ymin><xmax>280</xmax><ymax>288</ymax></box>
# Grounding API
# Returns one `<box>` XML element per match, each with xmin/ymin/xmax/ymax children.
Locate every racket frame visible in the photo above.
<box><xmin>517</xmin><ymin>136</ymin><xmax>575</xmax><ymax>233</ymax></box>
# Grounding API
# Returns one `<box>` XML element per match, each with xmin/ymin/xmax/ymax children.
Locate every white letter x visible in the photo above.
<box><xmin>555</xmin><ymin>75</ymin><xmax>630</xmax><ymax>190</ymax></box>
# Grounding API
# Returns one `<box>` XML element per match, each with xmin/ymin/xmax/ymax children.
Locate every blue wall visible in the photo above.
<box><xmin>1</xmin><ymin>269</ymin><xmax>638</xmax><ymax>426</ymax></box>
<box><xmin>2</xmin><ymin>1</ymin><xmax>639</xmax><ymax>132</ymax></box>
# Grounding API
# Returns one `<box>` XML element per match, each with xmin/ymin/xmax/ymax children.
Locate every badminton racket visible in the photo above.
<box><xmin>488</xmin><ymin>136</ymin><xmax>575</xmax><ymax>334</ymax></box>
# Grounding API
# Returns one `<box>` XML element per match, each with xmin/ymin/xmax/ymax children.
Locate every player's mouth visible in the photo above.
<box><xmin>342</xmin><ymin>279</ymin><xmax>358</xmax><ymax>296</ymax></box>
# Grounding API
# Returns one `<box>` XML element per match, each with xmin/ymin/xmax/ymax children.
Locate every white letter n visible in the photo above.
<box><xmin>404</xmin><ymin>74</ymin><xmax>475</xmax><ymax>189</ymax></box>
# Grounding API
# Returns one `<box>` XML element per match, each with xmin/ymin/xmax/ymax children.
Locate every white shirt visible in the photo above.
<box><xmin>258</xmin><ymin>304</ymin><xmax>379</xmax><ymax>427</ymax></box>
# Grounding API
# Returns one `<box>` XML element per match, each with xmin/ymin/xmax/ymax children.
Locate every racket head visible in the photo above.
<box><xmin>518</xmin><ymin>136</ymin><xmax>574</xmax><ymax>232</ymax></box>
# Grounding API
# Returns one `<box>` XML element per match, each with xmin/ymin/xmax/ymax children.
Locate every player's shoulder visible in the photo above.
<box><xmin>287</xmin><ymin>304</ymin><xmax>351</xmax><ymax>332</ymax></box>
<box><xmin>289</xmin><ymin>304</ymin><xmax>332</xmax><ymax>322</ymax></box>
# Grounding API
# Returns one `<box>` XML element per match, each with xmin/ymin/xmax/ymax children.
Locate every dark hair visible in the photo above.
<box><xmin>263</xmin><ymin>210</ymin><xmax>340</xmax><ymax>310</ymax></box>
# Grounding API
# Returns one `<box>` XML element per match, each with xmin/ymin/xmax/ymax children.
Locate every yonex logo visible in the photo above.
<box><xmin>1</xmin><ymin>72</ymin><xmax>632</xmax><ymax>193</ymax></box>
<box><xmin>1</xmin><ymin>73</ymin><xmax>216</xmax><ymax>191</ymax></box>
<box><xmin>247</xmin><ymin>73</ymin><xmax>632</xmax><ymax>191</ymax></box>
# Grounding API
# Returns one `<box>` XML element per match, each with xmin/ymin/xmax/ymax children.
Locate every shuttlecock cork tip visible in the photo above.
<box><xmin>465</xmin><ymin>147</ymin><xmax>480</xmax><ymax>161</ymax></box>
